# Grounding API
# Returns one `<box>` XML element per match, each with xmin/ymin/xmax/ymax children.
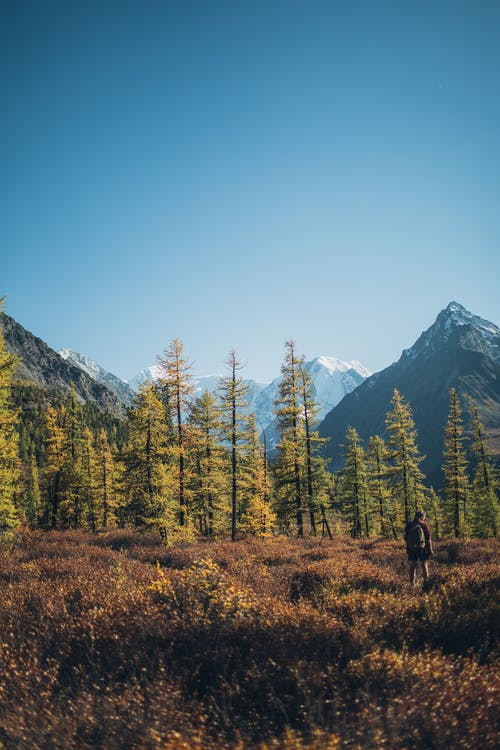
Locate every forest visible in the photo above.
<box><xmin>1</xmin><ymin>313</ymin><xmax>499</xmax><ymax>542</ymax></box>
<box><xmin>1</xmin><ymin>301</ymin><xmax>499</xmax><ymax>749</ymax></box>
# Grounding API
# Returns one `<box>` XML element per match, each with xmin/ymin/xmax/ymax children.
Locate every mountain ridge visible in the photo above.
<box><xmin>319</xmin><ymin>301</ymin><xmax>500</xmax><ymax>487</ymax></box>
<box><xmin>1</xmin><ymin>313</ymin><xmax>128</xmax><ymax>419</ymax></box>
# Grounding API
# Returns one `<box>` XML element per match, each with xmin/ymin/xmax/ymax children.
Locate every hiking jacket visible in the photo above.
<box><xmin>404</xmin><ymin>519</ymin><xmax>431</xmax><ymax>554</ymax></box>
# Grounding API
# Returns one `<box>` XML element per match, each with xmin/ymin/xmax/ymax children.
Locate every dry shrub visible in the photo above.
<box><xmin>0</xmin><ymin>531</ymin><xmax>498</xmax><ymax>749</ymax></box>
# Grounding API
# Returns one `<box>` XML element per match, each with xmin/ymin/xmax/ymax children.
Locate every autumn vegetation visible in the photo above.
<box><xmin>1</xmin><ymin>299</ymin><xmax>500</xmax><ymax>747</ymax></box>
<box><xmin>0</xmin><ymin>530</ymin><xmax>498</xmax><ymax>749</ymax></box>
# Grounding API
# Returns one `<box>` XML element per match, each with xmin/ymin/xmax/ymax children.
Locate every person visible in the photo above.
<box><xmin>404</xmin><ymin>510</ymin><xmax>434</xmax><ymax>586</ymax></box>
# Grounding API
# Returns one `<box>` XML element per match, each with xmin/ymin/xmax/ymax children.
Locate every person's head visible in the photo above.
<box><xmin>415</xmin><ymin>510</ymin><xmax>425</xmax><ymax>522</ymax></box>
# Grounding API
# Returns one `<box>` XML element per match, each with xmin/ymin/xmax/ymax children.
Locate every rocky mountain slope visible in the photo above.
<box><xmin>1</xmin><ymin>314</ymin><xmax>128</xmax><ymax>419</ymax></box>
<box><xmin>319</xmin><ymin>302</ymin><xmax>500</xmax><ymax>488</ymax></box>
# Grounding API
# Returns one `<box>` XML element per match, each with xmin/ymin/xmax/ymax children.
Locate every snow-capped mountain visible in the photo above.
<box><xmin>59</xmin><ymin>347</ymin><xmax>371</xmax><ymax>436</ymax></box>
<box><xmin>319</xmin><ymin>301</ymin><xmax>500</xmax><ymax>487</ymax></box>
<box><xmin>59</xmin><ymin>349</ymin><xmax>135</xmax><ymax>406</ymax></box>
<box><xmin>127</xmin><ymin>356</ymin><xmax>371</xmax><ymax>437</ymax></box>
<box><xmin>127</xmin><ymin>365</ymin><xmax>164</xmax><ymax>392</ymax></box>
<box><xmin>401</xmin><ymin>301</ymin><xmax>500</xmax><ymax>363</ymax></box>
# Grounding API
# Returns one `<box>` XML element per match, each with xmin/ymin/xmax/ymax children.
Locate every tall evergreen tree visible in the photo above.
<box><xmin>120</xmin><ymin>384</ymin><xmax>168</xmax><ymax>527</ymax></box>
<box><xmin>367</xmin><ymin>435</ymin><xmax>396</xmax><ymax>538</ymax></box>
<box><xmin>442</xmin><ymin>388</ymin><xmax>470</xmax><ymax>538</ymax></box>
<box><xmin>93</xmin><ymin>428</ymin><xmax>117</xmax><ymax>528</ymax></box>
<box><xmin>60</xmin><ymin>386</ymin><xmax>85</xmax><ymax>527</ymax></box>
<box><xmin>468</xmin><ymin>400</ymin><xmax>499</xmax><ymax>537</ymax></box>
<box><xmin>219</xmin><ymin>350</ymin><xmax>249</xmax><ymax>541</ymax></box>
<box><xmin>43</xmin><ymin>404</ymin><xmax>65</xmax><ymax>528</ymax></box>
<box><xmin>275</xmin><ymin>340</ymin><xmax>304</xmax><ymax>537</ymax></box>
<box><xmin>80</xmin><ymin>427</ymin><xmax>97</xmax><ymax>532</ymax></box>
<box><xmin>385</xmin><ymin>389</ymin><xmax>426</xmax><ymax>528</ymax></box>
<box><xmin>239</xmin><ymin>415</ymin><xmax>276</xmax><ymax>535</ymax></box>
<box><xmin>0</xmin><ymin>299</ymin><xmax>20</xmax><ymax>533</ymax></box>
<box><xmin>339</xmin><ymin>427</ymin><xmax>371</xmax><ymax>538</ymax></box>
<box><xmin>158</xmin><ymin>339</ymin><xmax>193</xmax><ymax>527</ymax></box>
<box><xmin>299</xmin><ymin>363</ymin><xmax>332</xmax><ymax>538</ymax></box>
<box><xmin>21</xmin><ymin>453</ymin><xmax>41</xmax><ymax>526</ymax></box>
<box><xmin>188</xmin><ymin>390</ymin><xmax>226</xmax><ymax>535</ymax></box>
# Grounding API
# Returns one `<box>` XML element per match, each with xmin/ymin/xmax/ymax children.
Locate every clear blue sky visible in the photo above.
<box><xmin>2</xmin><ymin>0</ymin><xmax>499</xmax><ymax>382</ymax></box>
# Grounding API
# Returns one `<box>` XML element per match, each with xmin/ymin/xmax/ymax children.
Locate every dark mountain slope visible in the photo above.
<box><xmin>1</xmin><ymin>313</ymin><xmax>128</xmax><ymax>419</ymax></box>
<box><xmin>319</xmin><ymin>302</ymin><xmax>500</xmax><ymax>488</ymax></box>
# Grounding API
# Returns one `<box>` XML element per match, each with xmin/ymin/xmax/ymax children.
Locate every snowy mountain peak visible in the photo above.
<box><xmin>127</xmin><ymin>365</ymin><xmax>164</xmax><ymax>392</ymax></box>
<box><xmin>402</xmin><ymin>302</ymin><xmax>500</xmax><ymax>362</ymax></box>
<box><xmin>127</xmin><ymin>354</ymin><xmax>371</xmax><ymax>439</ymax></box>
<box><xmin>314</xmin><ymin>355</ymin><xmax>372</xmax><ymax>379</ymax></box>
<box><xmin>438</xmin><ymin>301</ymin><xmax>500</xmax><ymax>336</ymax></box>
<box><xmin>59</xmin><ymin>349</ymin><xmax>134</xmax><ymax>405</ymax></box>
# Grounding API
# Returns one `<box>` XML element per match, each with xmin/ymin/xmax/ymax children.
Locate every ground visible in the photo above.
<box><xmin>0</xmin><ymin>530</ymin><xmax>498</xmax><ymax>749</ymax></box>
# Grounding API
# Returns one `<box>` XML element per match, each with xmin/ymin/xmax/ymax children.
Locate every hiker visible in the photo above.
<box><xmin>405</xmin><ymin>510</ymin><xmax>434</xmax><ymax>586</ymax></box>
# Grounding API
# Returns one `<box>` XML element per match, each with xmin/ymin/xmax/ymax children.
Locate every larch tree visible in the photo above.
<box><xmin>158</xmin><ymin>339</ymin><xmax>193</xmax><ymax>527</ymax></box>
<box><xmin>120</xmin><ymin>383</ymin><xmax>168</xmax><ymax>527</ymax></box>
<box><xmin>188</xmin><ymin>389</ymin><xmax>226</xmax><ymax>535</ymax></box>
<box><xmin>442</xmin><ymin>387</ymin><xmax>470</xmax><ymax>538</ymax></box>
<box><xmin>339</xmin><ymin>426</ymin><xmax>371</xmax><ymax>538</ymax></box>
<box><xmin>93</xmin><ymin>428</ymin><xmax>117</xmax><ymax>528</ymax></box>
<box><xmin>468</xmin><ymin>399</ymin><xmax>499</xmax><ymax>537</ymax></box>
<box><xmin>43</xmin><ymin>404</ymin><xmax>66</xmax><ymax>528</ymax></box>
<box><xmin>80</xmin><ymin>427</ymin><xmax>97</xmax><ymax>532</ymax></box>
<box><xmin>0</xmin><ymin>299</ymin><xmax>20</xmax><ymax>533</ymax></box>
<box><xmin>385</xmin><ymin>389</ymin><xmax>426</xmax><ymax>528</ymax></box>
<box><xmin>239</xmin><ymin>414</ymin><xmax>276</xmax><ymax>535</ymax></box>
<box><xmin>275</xmin><ymin>340</ymin><xmax>304</xmax><ymax>537</ymax></box>
<box><xmin>299</xmin><ymin>363</ymin><xmax>332</xmax><ymax>538</ymax></box>
<box><xmin>22</xmin><ymin>452</ymin><xmax>41</xmax><ymax>526</ymax></box>
<box><xmin>367</xmin><ymin>435</ymin><xmax>396</xmax><ymax>538</ymax></box>
<box><xmin>219</xmin><ymin>350</ymin><xmax>249</xmax><ymax>541</ymax></box>
<box><xmin>60</xmin><ymin>386</ymin><xmax>85</xmax><ymax>527</ymax></box>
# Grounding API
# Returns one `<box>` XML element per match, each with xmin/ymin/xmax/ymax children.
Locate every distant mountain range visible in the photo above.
<box><xmin>319</xmin><ymin>302</ymin><xmax>500</xmax><ymax>488</ymax></box>
<box><xmin>0</xmin><ymin>312</ymin><xmax>372</xmax><ymax>434</ymax></box>
<box><xmin>3</xmin><ymin>301</ymin><xmax>499</xmax><ymax>489</ymax></box>
<box><xmin>113</xmin><ymin>356</ymin><xmax>372</xmax><ymax>439</ymax></box>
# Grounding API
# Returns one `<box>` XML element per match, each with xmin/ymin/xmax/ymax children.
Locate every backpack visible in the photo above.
<box><xmin>407</xmin><ymin>523</ymin><xmax>426</xmax><ymax>551</ymax></box>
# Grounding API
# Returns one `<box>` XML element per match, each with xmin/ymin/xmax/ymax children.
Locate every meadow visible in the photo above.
<box><xmin>0</xmin><ymin>530</ymin><xmax>498</xmax><ymax>749</ymax></box>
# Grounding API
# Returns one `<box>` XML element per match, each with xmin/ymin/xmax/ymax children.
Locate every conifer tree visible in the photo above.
<box><xmin>299</xmin><ymin>363</ymin><xmax>332</xmax><ymax>538</ymax></box>
<box><xmin>188</xmin><ymin>390</ymin><xmax>226</xmax><ymax>535</ymax></box>
<box><xmin>93</xmin><ymin>429</ymin><xmax>117</xmax><ymax>528</ymax></box>
<box><xmin>339</xmin><ymin>426</ymin><xmax>371</xmax><ymax>538</ymax></box>
<box><xmin>275</xmin><ymin>340</ymin><xmax>304</xmax><ymax>537</ymax></box>
<box><xmin>385</xmin><ymin>389</ymin><xmax>426</xmax><ymax>528</ymax></box>
<box><xmin>0</xmin><ymin>299</ymin><xmax>20</xmax><ymax>533</ymax></box>
<box><xmin>468</xmin><ymin>400</ymin><xmax>499</xmax><ymax>537</ymax></box>
<box><xmin>158</xmin><ymin>339</ymin><xmax>193</xmax><ymax>527</ymax></box>
<box><xmin>60</xmin><ymin>386</ymin><xmax>85</xmax><ymax>527</ymax></box>
<box><xmin>219</xmin><ymin>350</ymin><xmax>249</xmax><ymax>541</ymax></box>
<box><xmin>442</xmin><ymin>388</ymin><xmax>470</xmax><ymax>538</ymax></box>
<box><xmin>80</xmin><ymin>427</ymin><xmax>97</xmax><ymax>532</ymax></box>
<box><xmin>22</xmin><ymin>453</ymin><xmax>41</xmax><ymax>526</ymax></box>
<box><xmin>121</xmin><ymin>384</ymin><xmax>168</xmax><ymax>527</ymax></box>
<box><xmin>43</xmin><ymin>404</ymin><xmax>65</xmax><ymax>528</ymax></box>
<box><xmin>239</xmin><ymin>415</ymin><xmax>276</xmax><ymax>534</ymax></box>
<box><xmin>425</xmin><ymin>486</ymin><xmax>442</xmax><ymax>540</ymax></box>
<box><xmin>367</xmin><ymin>435</ymin><xmax>396</xmax><ymax>538</ymax></box>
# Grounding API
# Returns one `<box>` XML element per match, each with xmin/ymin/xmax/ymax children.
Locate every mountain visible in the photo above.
<box><xmin>129</xmin><ymin>356</ymin><xmax>371</xmax><ymax>439</ymax></box>
<box><xmin>59</xmin><ymin>349</ymin><xmax>135</xmax><ymax>406</ymax></box>
<box><xmin>319</xmin><ymin>302</ymin><xmax>500</xmax><ymax>487</ymax></box>
<box><xmin>1</xmin><ymin>313</ymin><xmax>128</xmax><ymax>419</ymax></box>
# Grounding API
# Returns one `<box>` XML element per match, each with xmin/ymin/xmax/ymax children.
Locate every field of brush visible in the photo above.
<box><xmin>0</xmin><ymin>530</ymin><xmax>498</xmax><ymax>749</ymax></box>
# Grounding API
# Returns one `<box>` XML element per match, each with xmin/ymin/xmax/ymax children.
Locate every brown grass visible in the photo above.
<box><xmin>0</xmin><ymin>530</ymin><xmax>498</xmax><ymax>749</ymax></box>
